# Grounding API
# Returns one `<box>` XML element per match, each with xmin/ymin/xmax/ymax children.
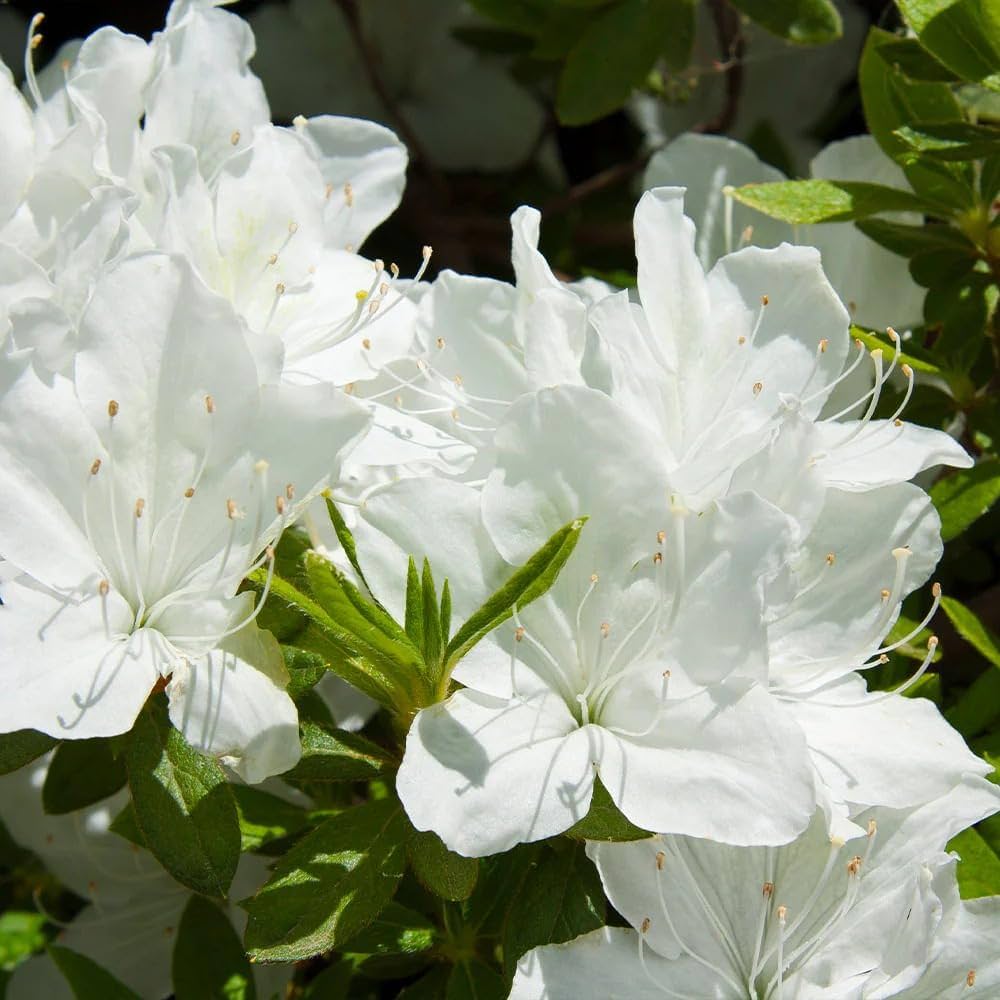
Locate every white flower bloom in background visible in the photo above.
<box><xmin>0</xmin><ymin>755</ymin><xmax>292</xmax><ymax>999</ymax></box>
<box><xmin>643</xmin><ymin>133</ymin><xmax>925</xmax><ymax>332</ymax></box>
<box><xmin>248</xmin><ymin>0</ymin><xmax>545</xmax><ymax>171</ymax></box>
<box><xmin>512</xmin><ymin>779</ymin><xmax>1000</xmax><ymax>999</ymax></box>
<box><xmin>356</xmin><ymin>389</ymin><xmax>816</xmax><ymax>856</ymax></box>
<box><xmin>0</xmin><ymin>253</ymin><xmax>369</xmax><ymax>781</ymax></box>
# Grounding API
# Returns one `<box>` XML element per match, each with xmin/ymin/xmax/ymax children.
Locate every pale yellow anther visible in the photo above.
<box><xmin>760</xmin><ymin>294</ymin><xmax>769</xmax><ymax>306</ymax></box>
<box><xmin>374</xmin><ymin>259</ymin><xmax>385</xmax><ymax>273</ymax></box>
<box><xmin>184</xmin><ymin>487</ymin><xmax>195</xmax><ymax>499</ymax></box>
<box><xmin>880</xmin><ymin>588</ymin><xmax>891</xmax><ymax>601</ymax></box>
<box><xmin>436</xmin><ymin>337</ymin><xmax>446</xmax><ymax>349</ymax></box>
<box><xmin>286</xmin><ymin>483</ymin><xmax>295</xmax><ymax>500</ymax></box>
<box><xmin>267</xmin><ymin>253</ymin><xmax>278</xmax><ymax>266</ymax></box>
<box><xmin>818</xmin><ymin>338</ymin><xmax>829</xmax><ymax>353</ymax></box>
<box><xmin>368</xmin><ymin>300</ymin><xmax>380</xmax><ymax>315</ymax></box>
<box><xmin>777</xmin><ymin>905</ymin><xmax>787</xmax><ymax>923</ymax></box>
<box><xmin>825</xmin><ymin>552</ymin><xmax>835</xmax><ymax>566</ymax></box>
<box><xmin>655</xmin><ymin>851</ymin><xmax>665</xmax><ymax>871</ymax></box>
<box><xmin>394</xmin><ymin>394</ymin><xmax>403</xmax><ymax>406</ymax></box>
<box><xmin>90</xmin><ymin>458</ymin><xmax>102</xmax><ymax>476</ymax></box>
<box><xmin>762</xmin><ymin>881</ymin><xmax>774</xmax><ymax>899</ymax></box>
<box><xmin>887</xmin><ymin>327</ymin><xmax>900</xmax><ymax>343</ymax></box>
<box><xmin>902</xmin><ymin>363</ymin><xmax>913</xmax><ymax>378</ymax></box>
<box><xmin>362</xmin><ymin>338</ymin><xmax>371</xmax><ymax>350</ymax></box>
<box><xmin>932</xmin><ymin>582</ymin><xmax>942</xmax><ymax>597</ymax></box>
<box><xmin>379</xmin><ymin>282</ymin><xmax>389</xmax><ymax>296</ymax></box>
<box><xmin>653</xmin><ymin>552</ymin><xmax>662</xmax><ymax>565</ymax></box>
<box><xmin>422</xmin><ymin>245</ymin><xmax>433</xmax><ymax>260</ymax></box>
<box><xmin>737</xmin><ymin>335</ymin><xmax>746</xmax><ymax>345</ymax></box>
<box><xmin>450</xmin><ymin>409</ymin><xmax>459</xmax><ymax>421</ymax></box>
<box><xmin>640</xmin><ymin>917</ymin><xmax>651</xmax><ymax>934</ymax></box>
<box><xmin>871</xmin><ymin>348</ymin><xmax>884</xmax><ymax>361</ymax></box>
<box><xmin>600</xmin><ymin>622</ymin><xmax>611</xmax><ymax>638</ymax></box>
<box><xmin>894</xmin><ymin>418</ymin><xmax>903</xmax><ymax>427</ymax></box>
<box><xmin>345</xmin><ymin>383</ymin><xmax>355</xmax><ymax>395</ymax></box>
<box><xmin>830</xmin><ymin>835</ymin><xmax>845</xmax><ymax>848</ymax></box>
<box><xmin>454</xmin><ymin>374</ymin><xmax>463</xmax><ymax>387</ymax></box>
<box><xmin>741</xmin><ymin>225</ymin><xmax>754</xmax><ymax>243</ymax></box>
<box><xmin>752</xmin><ymin>381</ymin><xmax>763</xmax><ymax>397</ymax></box>
<box><xmin>514</xmin><ymin>626</ymin><xmax>525</xmax><ymax>642</ymax></box>
<box><xmin>98</xmin><ymin>579</ymin><xmax>110</xmax><ymax>597</ymax></box>
<box><xmin>30</xmin><ymin>33</ymin><xmax>43</xmax><ymax>50</ymax></box>
<box><xmin>877</xmin><ymin>654</ymin><xmax>890</xmax><ymax>664</ymax></box>
<box><xmin>324</xmin><ymin>182</ymin><xmax>334</xmax><ymax>200</ymax></box>
<box><xmin>590</xmin><ymin>573</ymin><xmax>599</xmax><ymax>583</ymax></box>
<box><xmin>230</xmin><ymin>130</ymin><xmax>240</xmax><ymax>146</ymax></box>
<box><xmin>275</xmin><ymin>282</ymin><xmax>286</xmax><ymax>296</ymax></box>
<box><xmin>867</xmin><ymin>819</ymin><xmax>877</xmax><ymax>837</ymax></box>
<box><xmin>390</xmin><ymin>262</ymin><xmax>400</xmax><ymax>278</ymax></box>
<box><xmin>205</xmin><ymin>395</ymin><xmax>215</xmax><ymax>414</ymax></box>
<box><xmin>134</xmin><ymin>498</ymin><xmax>145</xmax><ymax>518</ymax></box>
<box><xmin>275</xmin><ymin>496</ymin><xmax>286</xmax><ymax>515</ymax></box>
<box><xmin>344</xmin><ymin>182</ymin><xmax>354</xmax><ymax>207</ymax></box>
<box><xmin>226</xmin><ymin>499</ymin><xmax>239</xmax><ymax>519</ymax></box>
<box><xmin>928</xmin><ymin>635</ymin><xmax>939</xmax><ymax>649</ymax></box>
<box><xmin>107</xmin><ymin>399</ymin><xmax>119</xmax><ymax>418</ymax></box>
<box><xmin>288</xmin><ymin>221</ymin><xmax>298</xmax><ymax>235</ymax></box>
<box><xmin>254</xmin><ymin>459</ymin><xmax>269</xmax><ymax>475</ymax></box>
<box><xmin>656</xmin><ymin>530</ymin><xmax>666</xmax><ymax>544</ymax></box>
<box><xmin>854</xmin><ymin>337</ymin><xmax>863</xmax><ymax>348</ymax></box>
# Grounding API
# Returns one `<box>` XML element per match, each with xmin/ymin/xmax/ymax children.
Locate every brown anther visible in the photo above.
<box><xmin>854</xmin><ymin>337</ymin><xmax>863</xmax><ymax>348</ymax></box>
<box><xmin>847</xmin><ymin>855</ymin><xmax>863</xmax><ymax>877</ymax></box>
<box><xmin>600</xmin><ymin>622</ymin><xmax>611</xmax><ymax>638</ymax></box>
<box><xmin>818</xmin><ymin>338</ymin><xmax>829</xmax><ymax>353</ymax></box>
<box><xmin>655</xmin><ymin>850</ymin><xmax>665</xmax><ymax>871</ymax></box>
<box><xmin>762</xmin><ymin>881</ymin><xmax>774</xmax><ymax>899</ymax></box>
<box><xmin>752</xmin><ymin>381</ymin><xmax>763</xmax><ymax>397</ymax></box>
<box><xmin>324</xmin><ymin>182</ymin><xmax>334</xmax><ymax>199</ymax></box>
<box><xmin>878</xmin><ymin>654</ymin><xmax>890</xmax><ymax>664</ymax></box>
<box><xmin>276</xmin><ymin>496</ymin><xmax>286</xmax><ymax>515</ymax></box>
<box><xmin>436</xmin><ymin>337</ymin><xmax>446</xmax><ymax>349</ymax></box>
<box><xmin>134</xmin><ymin>498</ymin><xmax>145</xmax><ymax>518</ymax></box>
<box><xmin>894</xmin><ymin>418</ymin><xmax>903</xmax><ymax>427</ymax></box>
<box><xmin>362</xmin><ymin>338</ymin><xmax>371</xmax><ymax>350</ymax></box>
<box><xmin>880</xmin><ymin>588</ymin><xmax>891</xmax><ymax>601</ymax></box>
<box><xmin>932</xmin><ymin>582</ymin><xmax>942</xmax><ymax>597</ymax></box>
<box><xmin>514</xmin><ymin>626</ymin><xmax>525</xmax><ymax>641</ymax></box>
<box><xmin>656</xmin><ymin>530</ymin><xmax>666</xmax><ymax>544</ymax></box>
<box><xmin>737</xmin><ymin>335</ymin><xmax>746</xmax><ymax>345</ymax></box>
<box><xmin>760</xmin><ymin>294</ymin><xmax>769</xmax><ymax>306</ymax></box>
<box><xmin>286</xmin><ymin>483</ymin><xmax>295</xmax><ymax>500</ymax></box>
<box><xmin>887</xmin><ymin>326</ymin><xmax>899</xmax><ymax>342</ymax></box>
<box><xmin>164</xmin><ymin>926</ymin><xmax>174</xmax><ymax>937</ymax></box>
<box><xmin>226</xmin><ymin>499</ymin><xmax>238</xmax><ymax>519</ymax></box>
<box><xmin>230</xmin><ymin>130</ymin><xmax>240</xmax><ymax>146</ymax></box>
<box><xmin>848</xmin><ymin>300</ymin><xmax>857</xmax><ymax>314</ymax></box>
<box><xmin>967</xmin><ymin>970</ymin><xmax>976</xmax><ymax>987</ymax></box>
<box><xmin>453</xmin><ymin>374</ymin><xmax>464</xmax><ymax>388</ymax></box>
<box><xmin>107</xmin><ymin>399</ymin><xmax>119</xmax><ymax>418</ymax></box>
<box><xmin>345</xmin><ymin>383</ymin><xmax>355</xmax><ymax>395</ymax></box>
<box><xmin>825</xmin><ymin>552</ymin><xmax>835</xmax><ymax>566</ymax></box>
<box><xmin>368</xmin><ymin>300</ymin><xmax>380</xmax><ymax>315</ymax></box>
<box><xmin>344</xmin><ymin>182</ymin><xmax>354</xmax><ymax>207</ymax></box>
<box><xmin>379</xmin><ymin>282</ymin><xmax>389</xmax><ymax>296</ymax></box>
<box><xmin>640</xmin><ymin>917</ymin><xmax>651</xmax><ymax>934</ymax></box>
<box><xmin>184</xmin><ymin>487</ymin><xmax>195</xmax><ymax>499</ymax></box>
<box><xmin>590</xmin><ymin>573</ymin><xmax>599</xmax><ymax>583</ymax></box>
<box><xmin>901</xmin><ymin>363</ymin><xmax>913</xmax><ymax>378</ymax></box>
<box><xmin>205</xmin><ymin>395</ymin><xmax>215</xmax><ymax>414</ymax></box>
<box><xmin>98</xmin><ymin>579</ymin><xmax>110</xmax><ymax>596</ymax></box>
<box><xmin>90</xmin><ymin>458</ymin><xmax>102</xmax><ymax>476</ymax></box>
<box><xmin>394</xmin><ymin>394</ymin><xmax>403</xmax><ymax>406</ymax></box>
<box><xmin>653</xmin><ymin>551</ymin><xmax>663</xmax><ymax>565</ymax></box>
<box><xmin>275</xmin><ymin>282</ymin><xmax>286</xmax><ymax>296</ymax></box>
<box><xmin>31</xmin><ymin>33</ymin><xmax>43</xmax><ymax>49</ymax></box>
<box><xmin>777</xmin><ymin>905</ymin><xmax>787</xmax><ymax>922</ymax></box>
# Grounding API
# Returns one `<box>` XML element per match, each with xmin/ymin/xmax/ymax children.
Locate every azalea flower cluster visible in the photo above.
<box><xmin>1</xmin><ymin>1</ymin><xmax>999</xmax><ymax>997</ymax></box>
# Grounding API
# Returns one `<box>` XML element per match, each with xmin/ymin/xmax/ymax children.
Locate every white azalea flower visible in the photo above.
<box><xmin>357</xmin><ymin>388</ymin><xmax>816</xmax><ymax>856</ymax></box>
<box><xmin>0</xmin><ymin>253</ymin><xmax>369</xmax><ymax>780</ymax></box>
<box><xmin>0</xmin><ymin>754</ymin><xmax>292</xmax><ymax>999</ymax></box>
<box><xmin>512</xmin><ymin>779</ymin><xmax>1000</xmax><ymax>999</ymax></box>
<box><xmin>643</xmin><ymin>133</ymin><xmax>925</xmax><ymax>332</ymax></box>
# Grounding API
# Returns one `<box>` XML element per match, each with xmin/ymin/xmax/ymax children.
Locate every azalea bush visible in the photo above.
<box><xmin>1</xmin><ymin>0</ymin><xmax>1000</xmax><ymax>997</ymax></box>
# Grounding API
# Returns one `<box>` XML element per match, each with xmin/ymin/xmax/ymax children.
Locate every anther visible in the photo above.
<box><xmin>846</xmin><ymin>856</ymin><xmax>863</xmax><ymax>877</ymax></box>
<box><xmin>205</xmin><ymin>395</ymin><xmax>215</xmax><ymax>414</ymax></box>
<box><xmin>761</xmin><ymin>294</ymin><xmax>769</xmax><ymax>306</ymax></box>
<box><xmin>362</xmin><ymin>338</ymin><xmax>371</xmax><ymax>350</ymax></box>
<box><xmin>880</xmin><ymin>588</ymin><xmax>891</xmax><ymax>601</ymax></box>
<box><xmin>887</xmin><ymin>327</ymin><xmax>899</xmax><ymax>343</ymax></box>
<box><xmin>374</xmin><ymin>259</ymin><xmax>385</xmax><ymax>273</ymax></box>
<box><xmin>653</xmin><ymin>552</ymin><xmax>662</xmax><ymax>564</ymax></box>
<box><xmin>655</xmin><ymin>851</ymin><xmax>665</xmax><ymax>871</ymax></box>
<box><xmin>230</xmin><ymin>130</ymin><xmax>240</xmax><ymax>146</ymax></box>
<box><xmin>31</xmin><ymin>32</ymin><xmax>43</xmax><ymax>49</ymax></box>
<box><xmin>184</xmin><ymin>487</ymin><xmax>195</xmax><ymax>499</ymax></box>
<box><xmin>422</xmin><ymin>245</ymin><xmax>433</xmax><ymax>261</ymax></box>
<box><xmin>752</xmin><ymin>381</ymin><xmax>763</xmax><ymax>396</ymax></box>
<box><xmin>254</xmin><ymin>459</ymin><xmax>269</xmax><ymax>475</ymax></box>
<box><xmin>275</xmin><ymin>496</ymin><xmax>286</xmax><ymax>515</ymax></box>
<box><xmin>640</xmin><ymin>917</ymin><xmax>651</xmax><ymax>934</ymax></box>
<box><xmin>777</xmin><ymin>905</ymin><xmax>787</xmax><ymax>922</ymax></box>
<box><xmin>390</xmin><ymin>262</ymin><xmax>400</xmax><ymax>278</ymax></box>
<box><xmin>288</xmin><ymin>221</ymin><xmax>298</xmax><ymax>235</ymax></box>
<box><xmin>226</xmin><ymin>499</ymin><xmax>239</xmax><ymax>519</ymax></box>
<box><xmin>928</xmin><ymin>635</ymin><xmax>939</xmax><ymax>650</ymax></box>
<box><xmin>967</xmin><ymin>970</ymin><xmax>976</xmax><ymax>987</ymax></box>
<box><xmin>762</xmin><ymin>882</ymin><xmax>774</xmax><ymax>899</ymax></box>
<box><xmin>932</xmin><ymin>582</ymin><xmax>942</xmax><ymax>598</ymax></box>
<box><xmin>737</xmin><ymin>336</ymin><xmax>746</xmax><ymax>345</ymax></box>
<box><xmin>90</xmin><ymin>458</ymin><xmax>102</xmax><ymax>476</ymax></box>
<box><xmin>590</xmin><ymin>573</ymin><xmax>599</xmax><ymax>583</ymax></box>
<box><xmin>368</xmin><ymin>300</ymin><xmax>380</xmax><ymax>316</ymax></box>
<box><xmin>825</xmin><ymin>553</ymin><xmax>835</xmax><ymax>566</ymax></box>
<box><xmin>345</xmin><ymin>383</ymin><xmax>355</xmax><ymax>395</ymax></box>
<box><xmin>98</xmin><ymin>579</ymin><xmax>110</xmax><ymax>596</ymax></box>
<box><xmin>600</xmin><ymin>622</ymin><xmax>611</xmax><ymax>638</ymax></box>
<box><xmin>818</xmin><ymin>339</ymin><xmax>828</xmax><ymax>353</ymax></box>
<box><xmin>867</xmin><ymin>819</ymin><xmax>877</xmax><ymax>837</ymax></box>
<box><xmin>285</xmin><ymin>483</ymin><xmax>295</xmax><ymax>500</ymax></box>
<box><xmin>344</xmin><ymin>182</ymin><xmax>354</xmax><ymax>207</ymax></box>
<box><xmin>275</xmin><ymin>282</ymin><xmax>286</xmax><ymax>296</ymax></box>
<box><xmin>656</xmin><ymin>530</ymin><xmax>666</xmax><ymax>544</ymax></box>
<box><xmin>107</xmin><ymin>400</ymin><xmax>119</xmax><ymax>418</ymax></box>
<box><xmin>267</xmin><ymin>253</ymin><xmax>278</xmax><ymax>266</ymax></box>
<box><xmin>324</xmin><ymin>182</ymin><xmax>334</xmax><ymax>199</ymax></box>
<box><xmin>894</xmin><ymin>418</ymin><xmax>903</xmax><ymax>426</ymax></box>
<box><xmin>514</xmin><ymin>626</ymin><xmax>525</xmax><ymax>641</ymax></box>
<box><xmin>134</xmin><ymin>498</ymin><xmax>145</xmax><ymax>518</ymax></box>
<box><xmin>436</xmin><ymin>337</ymin><xmax>446</xmax><ymax>349</ymax></box>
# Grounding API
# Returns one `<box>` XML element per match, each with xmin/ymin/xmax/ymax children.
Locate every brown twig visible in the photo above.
<box><xmin>693</xmin><ymin>0</ymin><xmax>745</xmax><ymax>135</ymax></box>
<box><xmin>542</xmin><ymin>150</ymin><xmax>655</xmax><ymax>217</ymax></box>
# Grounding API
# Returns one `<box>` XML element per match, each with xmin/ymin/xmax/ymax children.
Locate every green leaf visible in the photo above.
<box><xmin>282</xmin><ymin>646</ymin><xmax>328</xmax><ymax>700</ymax></box>
<box><xmin>42</xmin><ymin>738</ymin><xmax>126</xmax><ymax>815</ymax></box>
<box><xmin>324</xmin><ymin>496</ymin><xmax>373</xmax><ymax>596</ymax></box>
<box><xmin>660</xmin><ymin>0</ymin><xmax>697</xmax><ymax>70</ymax></box>
<box><xmin>948</xmin><ymin>827</ymin><xmax>1000</xmax><ymax>898</ymax></box>
<box><xmin>729</xmin><ymin>179</ymin><xmax>933</xmax><ymax>224</ymax></box>
<box><xmin>344</xmin><ymin>902</ymin><xmax>437</xmax><ymax>957</ymax></box>
<box><xmin>444</xmin><ymin>517</ymin><xmax>587</xmax><ymax>672</ymax></box>
<box><xmin>440</xmin><ymin>579</ymin><xmax>453</xmax><ymax>645</ymax></box>
<box><xmin>854</xmin><ymin>218</ymin><xmax>977</xmax><ymax>258</ymax></box>
<box><xmin>49</xmin><ymin>946</ymin><xmax>141</xmax><ymax>1000</ymax></box>
<box><xmin>446</xmin><ymin>960</ymin><xmax>506</xmax><ymax>1000</ymax></box>
<box><xmin>947</xmin><ymin>667</ymin><xmax>1000</xmax><ymax>737</ymax></box>
<box><xmin>421</xmin><ymin>559</ymin><xmax>443</xmax><ymax>671</ymax></box>
<box><xmin>931</xmin><ymin>461</ymin><xmax>1000</xmax><ymax>540</ymax></box>
<box><xmin>466</xmin><ymin>0</ymin><xmax>548</xmax><ymax>35</ymax></box>
<box><xmin>404</xmin><ymin>557</ymin><xmax>425</xmax><ymax>654</ymax></box>
<box><xmin>897</xmin><ymin>0</ymin><xmax>1000</xmax><ymax>90</ymax></box>
<box><xmin>282</xmin><ymin>719</ymin><xmax>395</xmax><ymax>784</ymax></box>
<box><xmin>0</xmin><ymin>730</ymin><xmax>56</xmax><ymax>776</ymax></box>
<box><xmin>871</xmin><ymin>36</ymin><xmax>961</xmax><ymax>81</ymax></box>
<box><xmin>850</xmin><ymin>326</ymin><xmax>945</xmax><ymax>378</ymax></box>
<box><xmin>941</xmin><ymin>596</ymin><xmax>1000</xmax><ymax>669</ymax></box>
<box><xmin>232</xmin><ymin>785</ymin><xmax>310</xmax><ymax>853</ymax></box>
<box><xmin>556</xmin><ymin>0</ymin><xmax>680</xmax><ymax>125</ymax></box>
<box><xmin>172</xmin><ymin>895</ymin><xmax>256</xmax><ymax>1000</ymax></box>
<box><xmin>243</xmin><ymin>798</ymin><xmax>410</xmax><ymax>962</ymax></box>
<box><xmin>924</xmin><ymin>273</ymin><xmax>996</xmax><ymax>373</ymax></box>
<box><xmin>461</xmin><ymin>845</ymin><xmax>542</xmax><ymax>938</ymax></box>
<box><xmin>728</xmin><ymin>0</ymin><xmax>841</xmax><ymax>44</ymax></box>
<box><xmin>895</xmin><ymin>121</ymin><xmax>1000</xmax><ymax>160</ymax></box>
<box><xmin>301</xmin><ymin>958</ymin><xmax>354</xmax><ymax>999</ymax></box>
<box><xmin>0</xmin><ymin>911</ymin><xmax>46</xmax><ymax>971</ymax></box>
<box><xmin>407</xmin><ymin>830</ymin><xmax>479</xmax><ymax>901</ymax></box>
<box><xmin>124</xmin><ymin>699</ymin><xmax>240</xmax><ymax>897</ymax></box>
<box><xmin>500</xmin><ymin>841</ymin><xmax>605</xmax><ymax>976</ymax></box>
<box><xmin>108</xmin><ymin>801</ymin><xmax>146</xmax><ymax>849</ymax></box>
<box><xmin>908</xmin><ymin>246</ymin><xmax>978</xmax><ymax>287</ymax></box>
<box><xmin>565</xmin><ymin>776</ymin><xmax>652</xmax><ymax>841</ymax></box>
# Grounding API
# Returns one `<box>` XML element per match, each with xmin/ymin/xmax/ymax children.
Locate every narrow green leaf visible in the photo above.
<box><xmin>895</xmin><ymin>121</ymin><xmax>1000</xmax><ymax>160</ymax></box>
<box><xmin>232</xmin><ymin>785</ymin><xmax>310</xmax><ymax>853</ymax></box>
<box><xmin>931</xmin><ymin>461</ymin><xmax>1000</xmax><ymax>540</ymax></box>
<box><xmin>124</xmin><ymin>699</ymin><xmax>240</xmax><ymax>898</ymax></box>
<box><xmin>948</xmin><ymin>827</ymin><xmax>1000</xmax><ymax>898</ymax></box>
<box><xmin>729</xmin><ymin>0</ymin><xmax>841</xmax><ymax>44</ymax></box>
<box><xmin>850</xmin><ymin>326</ymin><xmax>945</xmax><ymax>378</ymax></box>
<box><xmin>172</xmin><ymin>895</ymin><xmax>256</xmax><ymax>1000</ymax></box>
<box><xmin>729</xmin><ymin>178</ymin><xmax>934</xmax><ymax>224</ymax></box>
<box><xmin>344</xmin><ymin>902</ymin><xmax>437</xmax><ymax>957</ymax></box>
<box><xmin>440</xmin><ymin>579</ymin><xmax>453</xmax><ymax>645</ymax></box>
<box><xmin>49</xmin><ymin>946</ymin><xmax>141</xmax><ymax>1000</ymax></box>
<box><xmin>873</xmin><ymin>36</ymin><xmax>961</xmax><ymax>81</ymax></box>
<box><xmin>324</xmin><ymin>496</ymin><xmax>372</xmax><ymax>594</ymax></box>
<box><xmin>854</xmin><ymin>218</ymin><xmax>977</xmax><ymax>257</ymax></box>
<box><xmin>941</xmin><ymin>596</ymin><xmax>1000</xmax><ymax>669</ymax></box>
<box><xmin>408</xmin><ymin>830</ymin><xmax>479</xmax><ymax>901</ymax></box>
<box><xmin>42</xmin><ymin>738</ymin><xmax>126</xmax><ymax>815</ymax></box>
<box><xmin>282</xmin><ymin>719</ymin><xmax>395</xmax><ymax>784</ymax></box>
<box><xmin>500</xmin><ymin>841</ymin><xmax>606</xmax><ymax>976</ymax></box>
<box><xmin>404</xmin><ymin>557</ymin><xmax>425</xmax><ymax>653</ymax></box>
<box><xmin>243</xmin><ymin>798</ymin><xmax>410</xmax><ymax>962</ymax></box>
<box><xmin>421</xmin><ymin>559</ymin><xmax>442</xmax><ymax>670</ymax></box>
<box><xmin>0</xmin><ymin>730</ymin><xmax>56</xmax><ymax>776</ymax></box>
<box><xmin>556</xmin><ymin>0</ymin><xmax>679</xmax><ymax>125</ymax></box>
<box><xmin>445</xmin><ymin>518</ymin><xmax>587</xmax><ymax>671</ymax></box>
<box><xmin>898</xmin><ymin>0</ymin><xmax>1000</xmax><ymax>90</ymax></box>
<box><xmin>947</xmin><ymin>668</ymin><xmax>1000</xmax><ymax>738</ymax></box>
<box><xmin>282</xmin><ymin>646</ymin><xmax>328</xmax><ymax>699</ymax></box>
<box><xmin>564</xmin><ymin>777</ymin><xmax>652</xmax><ymax>842</ymax></box>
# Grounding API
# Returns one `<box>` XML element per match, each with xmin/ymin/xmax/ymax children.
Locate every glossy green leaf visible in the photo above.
<box><xmin>408</xmin><ymin>830</ymin><xmax>479</xmax><ymax>901</ymax></box>
<box><xmin>941</xmin><ymin>596</ymin><xmax>1000</xmax><ymax>669</ymax></box>
<box><xmin>565</xmin><ymin>777</ymin><xmax>652</xmax><ymax>842</ymax></box>
<box><xmin>49</xmin><ymin>946</ymin><xmax>141</xmax><ymax>1000</ymax></box>
<box><xmin>947</xmin><ymin>668</ymin><xmax>1000</xmax><ymax>738</ymax></box>
<box><xmin>42</xmin><ymin>738</ymin><xmax>126</xmax><ymax>815</ymax></box>
<box><xmin>948</xmin><ymin>828</ymin><xmax>1000</xmax><ymax>898</ymax></box>
<box><xmin>282</xmin><ymin>719</ymin><xmax>395</xmax><ymax>784</ymax></box>
<box><xmin>124</xmin><ymin>699</ymin><xmax>240</xmax><ymax>898</ymax></box>
<box><xmin>282</xmin><ymin>646</ymin><xmax>328</xmax><ymax>699</ymax></box>
<box><xmin>344</xmin><ymin>902</ymin><xmax>437</xmax><ymax>957</ymax></box>
<box><xmin>231</xmin><ymin>785</ymin><xmax>310</xmax><ymax>853</ymax></box>
<box><xmin>243</xmin><ymin>798</ymin><xmax>410</xmax><ymax>961</ymax></box>
<box><xmin>172</xmin><ymin>895</ymin><xmax>256</xmax><ymax>1000</ymax></box>
<box><xmin>557</xmin><ymin>0</ymin><xmax>679</xmax><ymax>125</ymax></box>
<box><xmin>872</xmin><ymin>36</ymin><xmax>961</xmax><ymax>81</ymax></box>
<box><xmin>931</xmin><ymin>461</ymin><xmax>1000</xmax><ymax>540</ymax></box>
<box><xmin>850</xmin><ymin>326</ymin><xmax>944</xmax><ymax>378</ymax></box>
<box><xmin>729</xmin><ymin>179</ymin><xmax>932</xmax><ymax>224</ymax></box>
<box><xmin>324</xmin><ymin>496</ymin><xmax>374</xmax><ymax>595</ymax></box>
<box><xmin>854</xmin><ymin>218</ymin><xmax>977</xmax><ymax>258</ymax></box>
<box><xmin>446</xmin><ymin>959</ymin><xmax>506</xmax><ymax>1000</ymax></box>
<box><xmin>0</xmin><ymin>730</ymin><xmax>57</xmax><ymax>776</ymax></box>
<box><xmin>0</xmin><ymin>911</ymin><xmax>46</xmax><ymax>971</ymax></box>
<box><xmin>895</xmin><ymin>121</ymin><xmax>1000</xmax><ymax>160</ymax></box>
<box><xmin>729</xmin><ymin>0</ymin><xmax>841</xmax><ymax>44</ymax></box>
<box><xmin>444</xmin><ymin>518</ymin><xmax>587</xmax><ymax>671</ymax></box>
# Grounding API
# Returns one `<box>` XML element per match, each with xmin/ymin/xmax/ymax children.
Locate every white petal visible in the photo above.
<box><xmin>396</xmin><ymin>689</ymin><xmax>594</xmax><ymax>856</ymax></box>
<box><xmin>0</xmin><ymin>62</ymin><xmax>34</xmax><ymax>225</ymax></box>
